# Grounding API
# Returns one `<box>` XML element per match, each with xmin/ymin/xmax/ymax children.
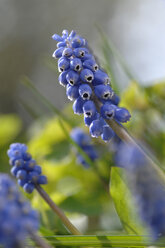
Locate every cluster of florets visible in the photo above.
<box><xmin>70</xmin><ymin>128</ymin><xmax>98</xmax><ymax>168</ymax></box>
<box><xmin>7</xmin><ymin>143</ymin><xmax>47</xmax><ymax>193</ymax></box>
<box><xmin>52</xmin><ymin>30</ymin><xmax>131</xmax><ymax>142</ymax></box>
<box><xmin>116</xmin><ymin>144</ymin><xmax>165</xmax><ymax>240</ymax></box>
<box><xmin>0</xmin><ymin>174</ymin><xmax>39</xmax><ymax>248</ymax></box>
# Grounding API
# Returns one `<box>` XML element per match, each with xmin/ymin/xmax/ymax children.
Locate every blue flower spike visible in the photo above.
<box><xmin>8</xmin><ymin>146</ymin><xmax>82</xmax><ymax>236</ymax></box>
<box><xmin>0</xmin><ymin>174</ymin><xmax>39</xmax><ymax>248</ymax></box>
<box><xmin>116</xmin><ymin>144</ymin><xmax>165</xmax><ymax>240</ymax></box>
<box><xmin>52</xmin><ymin>30</ymin><xmax>131</xmax><ymax>142</ymax></box>
<box><xmin>7</xmin><ymin>143</ymin><xmax>48</xmax><ymax>194</ymax></box>
<box><xmin>70</xmin><ymin>128</ymin><xmax>98</xmax><ymax>168</ymax></box>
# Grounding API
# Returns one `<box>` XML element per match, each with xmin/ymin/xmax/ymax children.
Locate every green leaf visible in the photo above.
<box><xmin>42</xmin><ymin>235</ymin><xmax>163</xmax><ymax>247</ymax></box>
<box><xmin>110</xmin><ymin>167</ymin><xmax>145</xmax><ymax>235</ymax></box>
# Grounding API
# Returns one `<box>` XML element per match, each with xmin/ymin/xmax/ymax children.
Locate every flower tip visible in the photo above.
<box><xmin>52</xmin><ymin>33</ymin><xmax>63</xmax><ymax>41</ymax></box>
<box><xmin>52</xmin><ymin>34</ymin><xmax>56</xmax><ymax>40</ymax></box>
<box><xmin>69</xmin><ymin>30</ymin><xmax>77</xmax><ymax>38</ymax></box>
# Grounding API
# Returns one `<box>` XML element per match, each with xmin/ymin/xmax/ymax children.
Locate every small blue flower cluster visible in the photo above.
<box><xmin>0</xmin><ymin>174</ymin><xmax>39</xmax><ymax>248</ymax></box>
<box><xmin>116</xmin><ymin>144</ymin><xmax>165</xmax><ymax>240</ymax></box>
<box><xmin>52</xmin><ymin>30</ymin><xmax>131</xmax><ymax>142</ymax></box>
<box><xmin>70</xmin><ymin>128</ymin><xmax>98</xmax><ymax>168</ymax></box>
<box><xmin>7</xmin><ymin>143</ymin><xmax>47</xmax><ymax>193</ymax></box>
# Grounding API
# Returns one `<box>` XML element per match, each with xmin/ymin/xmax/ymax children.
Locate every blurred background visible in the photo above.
<box><xmin>1</xmin><ymin>0</ymin><xmax>165</xmax><ymax>122</ymax></box>
<box><xmin>0</xmin><ymin>0</ymin><xmax>165</xmax><ymax>235</ymax></box>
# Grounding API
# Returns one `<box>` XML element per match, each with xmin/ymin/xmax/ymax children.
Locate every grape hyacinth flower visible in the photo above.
<box><xmin>7</xmin><ymin>143</ymin><xmax>81</xmax><ymax>235</ymax></box>
<box><xmin>0</xmin><ymin>174</ymin><xmax>39</xmax><ymax>248</ymax></box>
<box><xmin>116</xmin><ymin>144</ymin><xmax>165</xmax><ymax>240</ymax></box>
<box><xmin>7</xmin><ymin>143</ymin><xmax>47</xmax><ymax>194</ymax></box>
<box><xmin>70</xmin><ymin>128</ymin><xmax>98</xmax><ymax>168</ymax></box>
<box><xmin>52</xmin><ymin>30</ymin><xmax>131</xmax><ymax>142</ymax></box>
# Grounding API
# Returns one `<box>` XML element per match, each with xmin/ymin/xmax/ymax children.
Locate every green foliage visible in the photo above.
<box><xmin>110</xmin><ymin>167</ymin><xmax>146</xmax><ymax>235</ymax></box>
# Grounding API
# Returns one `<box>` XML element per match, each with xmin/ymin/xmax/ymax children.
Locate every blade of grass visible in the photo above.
<box><xmin>41</xmin><ymin>235</ymin><xmax>164</xmax><ymax>247</ymax></box>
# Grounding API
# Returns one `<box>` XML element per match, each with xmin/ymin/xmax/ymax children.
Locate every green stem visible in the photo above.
<box><xmin>35</xmin><ymin>185</ymin><xmax>82</xmax><ymax>235</ymax></box>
